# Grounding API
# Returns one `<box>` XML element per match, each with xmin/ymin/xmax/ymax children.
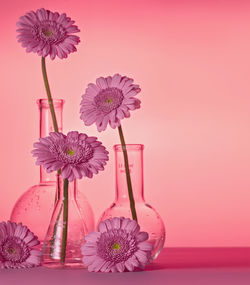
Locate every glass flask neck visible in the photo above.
<box><xmin>114</xmin><ymin>144</ymin><xmax>145</xmax><ymax>204</ymax></box>
<box><xmin>56</xmin><ymin>176</ymin><xmax>77</xmax><ymax>202</ymax></box>
<box><xmin>42</xmin><ymin>175</ymin><xmax>86</xmax><ymax>268</ymax></box>
<box><xmin>38</xmin><ymin>99</ymin><xmax>64</xmax><ymax>183</ymax></box>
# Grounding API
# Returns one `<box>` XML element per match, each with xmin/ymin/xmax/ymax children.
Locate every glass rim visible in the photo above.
<box><xmin>37</xmin><ymin>98</ymin><xmax>65</xmax><ymax>107</ymax></box>
<box><xmin>113</xmin><ymin>144</ymin><xmax>144</xmax><ymax>151</ymax></box>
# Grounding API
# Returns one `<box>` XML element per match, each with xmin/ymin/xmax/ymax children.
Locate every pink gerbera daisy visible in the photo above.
<box><xmin>80</xmin><ymin>74</ymin><xmax>141</xmax><ymax>132</ymax></box>
<box><xmin>0</xmin><ymin>221</ymin><xmax>40</xmax><ymax>269</ymax></box>
<box><xmin>32</xmin><ymin>131</ymin><xmax>109</xmax><ymax>182</ymax></box>
<box><xmin>16</xmin><ymin>8</ymin><xmax>80</xmax><ymax>59</ymax></box>
<box><xmin>81</xmin><ymin>217</ymin><xmax>152</xmax><ymax>272</ymax></box>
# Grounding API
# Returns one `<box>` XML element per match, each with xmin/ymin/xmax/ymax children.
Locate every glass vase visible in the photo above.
<box><xmin>10</xmin><ymin>99</ymin><xmax>95</xmax><ymax>247</ymax></box>
<box><xmin>98</xmin><ymin>144</ymin><xmax>166</xmax><ymax>260</ymax></box>
<box><xmin>42</xmin><ymin>176</ymin><xmax>86</xmax><ymax>268</ymax></box>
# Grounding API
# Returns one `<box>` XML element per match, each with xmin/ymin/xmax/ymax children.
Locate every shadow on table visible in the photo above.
<box><xmin>146</xmin><ymin>247</ymin><xmax>250</xmax><ymax>271</ymax></box>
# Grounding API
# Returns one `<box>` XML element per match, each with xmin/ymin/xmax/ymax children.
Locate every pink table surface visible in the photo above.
<box><xmin>0</xmin><ymin>248</ymin><xmax>249</xmax><ymax>285</ymax></box>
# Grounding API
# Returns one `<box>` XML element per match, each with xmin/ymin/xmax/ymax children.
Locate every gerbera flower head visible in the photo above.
<box><xmin>17</xmin><ymin>8</ymin><xmax>80</xmax><ymax>60</ymax></box>
<box><xmin>80</xmin><ymin>74</ymin><xmax>141</xmax><ymax>132</ymax></box>
<box><xmin>81</xmin><ymin>217</ymin><xmax>152</xmax><ymax>273</ymax></box>
<box><xmin>32</xmin><ymin>131</ymin><xmax>109</xmax><ymax>182</ymax></box>
<box><xmin>0</xmin><ymin>221</ymin><xmax>40</xmax><ymax>269</ymax></box>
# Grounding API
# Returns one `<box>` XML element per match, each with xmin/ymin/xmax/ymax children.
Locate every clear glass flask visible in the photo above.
<box><xmin>42</xmin><ymin>176</ymin><xmax>87</xmax><ymax>268</ymax></box>
<box><xmin>10</xmin><ymin>99</ymin><xmax>94</xmax><ymax>247</ymax></box>
<box><xmin>98</xmin><ymin>144</ymin><xmax>166</xmax><ymax>260</ymax></box>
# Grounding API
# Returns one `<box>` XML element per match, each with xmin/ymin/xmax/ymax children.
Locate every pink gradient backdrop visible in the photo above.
<box><xmin>0</xmin><ymin>0</ymin><xmax>249</xmax><ymax>247</ymax></box>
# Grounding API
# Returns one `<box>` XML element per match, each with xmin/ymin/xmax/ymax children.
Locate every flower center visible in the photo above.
<box><xmin>8</xmin><ymin>247</ymin><xmax>15</xmax><ymax>254</ymax></box>
<box><xmin>112</xmin><ymin>242</ymin><xmax>120</xmax><ymax>250</ymax></box>
<box><xmin>67</xmin><ymin>149</ymin><xmax>75</xmax><ymax>156</ymax></box>
<box><xmin>94</xmin><ymin>87</ymin><xmax>124</xmax><ymax>113</ymax></box>
<box><xmin>43</xmin><ymin>29</ymin><xmax>53</xmax><ymax>37</ymax></box>
<box><xmin>32</xmin><ymin>21</ymin><xmax>67</xmax><ymax>44</ymax></box>
<box><xmin>97</xmin><ymin>230</ymin><xmax>138</xmax><ymax>263</ymax></box>
<box><xmin>50</xmin><ymin>140</ymin><xmax>94</xmax><ymax>165</ymax></box>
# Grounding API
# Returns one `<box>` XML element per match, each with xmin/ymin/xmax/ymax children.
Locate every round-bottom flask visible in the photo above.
<box><xmin>98</xmin><ymin>144</ymin><xmax>165</xmax><ymax>260</ymax></box>
<box><xmin>10</xmin><ymin>99</ymin><xmax>94</xmax><ymax>247</ymax></box>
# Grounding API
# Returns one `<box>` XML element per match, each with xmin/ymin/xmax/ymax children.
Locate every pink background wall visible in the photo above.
<box><xmin>0</xmin><ymin>0</ymin><xmax>249</xmax><ymax>247</ymax></box>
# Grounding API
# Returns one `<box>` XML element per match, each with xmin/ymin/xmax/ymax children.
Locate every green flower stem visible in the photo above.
<box><xmin>42</xmin><ymin>57</ymin><xmax>61</xmax><ymax>201</ymax></box>
<box><xmin>41</xmin><ymin>57</ymin><xmax>68</xmax><ymax>264</ymax></box>
<box><xmin>118</xmin><ymin>125</ymin><xmax>137</xmax><ymax>221</ymax></box>
<box><xmin>61</xmin><ymin>178</ymin><xmax>69</xmax><ymax>263</ymax></box>
<box><xmin>41</xmin><ymin>56</ymin><xmax>59</xmax><ymax>132</ymax></box>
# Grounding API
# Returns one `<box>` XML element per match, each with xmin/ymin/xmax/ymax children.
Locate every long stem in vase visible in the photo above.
<box><xmin>61</xmin><ymin>178</ymin><xmax>69</xmax><ymax>263</ymax></box>
<box><xmin>41</xmin><ymin>56</ymin><xmax>62</xmax><ymax>201</ymax></box>
<box><xmin>41</xmin><ymin>57</ymin><xmax>59</xmax><ymax>132</ymax></box>
<box><xmin>118</xmin><ymin>125</ymin><xmax>138</xmax><ymax>221</ymax></box>
<box><xmin>41</xmin><ymin>56</ymin><xmax>69</xmax><ymax>264</ymax></box>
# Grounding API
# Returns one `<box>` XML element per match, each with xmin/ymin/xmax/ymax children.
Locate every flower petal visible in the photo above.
<box><xmin>116</xmin><ymin>262</ymin><xmax>125</xmax><ymax>272</ymax></box>
<box><xmin>110</xmin><ymin>74</ymin><xmax>122</xmax><ymax>87</ymax></box>
<box><xmin>135</xmin><ymin>250</ymin><xmax>149</xmax><ymax>264</ymax></box>
<box><xmin>136</xmin><ymin>231</ymin><xmax>149</xmax><ymax>242</ymax></box>
<box><xmin>138</xmin><ymin>242</ymin><xmax>153</xmax><ymax>251</ymax></box>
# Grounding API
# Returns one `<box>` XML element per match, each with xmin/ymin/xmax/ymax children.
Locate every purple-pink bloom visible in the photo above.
<box><xmin>32</xmin><ymin>131</ymin><xmax>109</xmax><ymax>182</ymax></box>
<box><xmin>81</xmin><ymin>217</ymin><xmax>152</xmax><ymax>273</ymax></box>
<box><xmin>0</xmin><ymin>221</ymin><xmax>40</xmax><ymax>269</ymax></box>
<box><xmin>16</xmin><ymin>8</ymin><xmax>80</xmax><ymax>60</ymax></box>
<box><xmin>80</xmin><ymin>74</ymin><xmax>141</xmax><ymax>132</ymax></box>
